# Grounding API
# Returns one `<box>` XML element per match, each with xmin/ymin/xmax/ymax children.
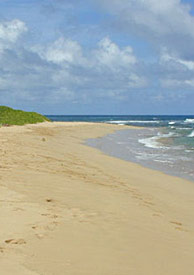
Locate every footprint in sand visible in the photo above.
<box><xmin>46</xmin><ymin>198</ymin><xmax>53</xmax><ymax>203</ymax></box>
<box><xmin>31</xmin><ymin>225</ymin><xmax>45</xmax><ymax>239</ymax></box>
<box><xmin>32</xmin><ymin>225</ymin><xmax>38</xmax><ymax>230</ymax></box>
<box><xmin>175</xmin><ymin>227</ymin><xmax>184</xmax><ymax>231</ymax></box>
<box><xmin>132</xmin><ymin>195</ymin><xmax>143</xmax><ymax>200</ymax></box>
<box><xmin>41</xmin><ymin>213</ymin><xmax>50</xmax><ymax>216</ymax></box>
<box><xmin>143</xmin><ymin>200</ymin><xmax>154</xmax><ymax>206</ymax></box>
<box><xmin>152</xmin><ymin>212</ymin><xmax>162</xmax><ymax>217</ymax></box>
<box><xmin>35</xmin><ymin>233</ymin><xmax>44</xmax><ymax>239</ymax></box>
<box><xmin>51</xmin><ymin>214</ymin><xmax>60</xmax><ymax>220</ymax></box>
<box><xmin>5</xmin><ymin>239</ymin><xmax>26</xmax><ymax>245</ymax></box>
<box><xmin>170</xmin><ymin>221</ymin><xmax>188</xmax><ymax>232</ymax></box>
<box><xmin>170</xmin><ymin>221</ymin><xmax>182</xmax><ymax>226</ymax></box>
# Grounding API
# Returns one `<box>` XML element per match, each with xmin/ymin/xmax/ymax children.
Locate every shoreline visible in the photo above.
<box><xmin>0</xmin><ymin>121</ymin><xmax>194</xmax><ymax>274</ymax></box>
<box><xmin>86</xmin><ymin>127</ymin><xmax>194</xmax><ymax>183</ymax></box>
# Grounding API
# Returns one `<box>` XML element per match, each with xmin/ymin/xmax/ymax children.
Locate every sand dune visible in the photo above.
<box><xmin>0</xmin><ymin>122</ymin><xmax>194</xmax><ymax>274</ymax></box>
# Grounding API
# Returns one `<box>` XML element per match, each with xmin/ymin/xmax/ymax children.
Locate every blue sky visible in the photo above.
<box><xmin>0</xmin><ymin>0</ymin><xmax>194</xmax><ymax>114</ymax></box>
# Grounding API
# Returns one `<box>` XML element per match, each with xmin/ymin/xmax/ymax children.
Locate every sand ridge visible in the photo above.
<box><xmin>0</xmin><ymin>121</ymin><xmax>194</xmax><ymax>274</ymax></box>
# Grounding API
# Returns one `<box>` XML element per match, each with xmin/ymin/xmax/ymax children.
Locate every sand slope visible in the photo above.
<box><xmin>0</xmin><ymin>122</ymin><xmax>194</xmax><ymax>274</ymax></box>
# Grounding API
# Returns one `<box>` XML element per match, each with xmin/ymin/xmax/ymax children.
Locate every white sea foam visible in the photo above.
<box><xmin>109</xmin><ymin>122</ymin><xmax>125</xmax><ymax>125</ymax></box>
<box><xmin>157</xmin><ymin>132</ymin><xmax>175</xmax><ymax>138</ymax></box>
<box><xmin>108</xmin><ymin>120</ymin><xmax>129</xmax><ymax>124</ymax></box>
<box><xmin>154</xmin><ymin>159</ymin><xmax>173</xmax><ymax>164</ymax></box>
<box><xmin>168</xmin><ymin>121</ymin><xmax>175</xmax><ymax>125</ymax></box>
<box><xmin>135</xmin><ymin>151</ymin><xmax>162</xmax><ymax>160</ymax></box>
<box><xmin>136</xmin><ymin>153</ymin><xmax>154</xmax><ymax>160</ymax></box>
<box><xmin>177</xmin><ymin>127</ymin><xmax>191</xmax><ymax>130</ymax></box>
<box><xmin>108</xmin><ymin>120</ymin><xmax>160</xmax><ymax>125</ymax></box>
<box><xmin>128</xmin><ymin>120</ymin><xmax>160</xmax><ymax>124</ymax></box>
<box><xmin>188</xmin><ymin>130</ymin><xmax>194</xmax><ymax>137</ymax></box>
<box><xmin>139</xmin><ymin>136</ymin><xmax>164</xmax><ymax>149</ymax></box>
<box><xmin>138</xmin><ymin>132</ymin><xmax>174</xmax><ymax>149</ymax></box>
<box><xmin>185</xmin><ymin>118</ymin><xmax>194</xmax><ymax>123</ymax></box>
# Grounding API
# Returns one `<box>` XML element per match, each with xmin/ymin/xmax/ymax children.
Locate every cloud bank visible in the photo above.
<box><xmin>0</xmin><ymin>0</ymin><xmax>194</xmax><ymax>114</ymax></box>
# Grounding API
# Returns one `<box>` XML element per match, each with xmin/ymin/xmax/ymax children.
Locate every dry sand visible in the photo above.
<box><xmin>0</xmin><ymin>121</ymin><xmax>194</xmax><ymax>275</ymax></box>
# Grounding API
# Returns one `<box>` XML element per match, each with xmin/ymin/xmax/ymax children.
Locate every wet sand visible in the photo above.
<box><xmin>0</xmin><ymin>122</ymin><xmax>194</xmax><ymax>274</ymax></box>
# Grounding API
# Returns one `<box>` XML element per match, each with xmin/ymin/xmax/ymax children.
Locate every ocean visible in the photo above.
<box><xmin>47</xmin><ymin>115</ymin><xmax>194</xmax><ymax>181</ymax></box>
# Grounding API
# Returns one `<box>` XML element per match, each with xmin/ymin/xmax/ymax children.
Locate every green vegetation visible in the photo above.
<box><xmin>0</xmin><ymin>106</ymin><xmax>50</xmax><ymax>126</ymax></box>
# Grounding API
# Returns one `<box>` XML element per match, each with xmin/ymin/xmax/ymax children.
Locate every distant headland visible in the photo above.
<box><xmin>0</xmin><ymin>106</ymin><xmax>50</xmax><ymax>126</ymax></box>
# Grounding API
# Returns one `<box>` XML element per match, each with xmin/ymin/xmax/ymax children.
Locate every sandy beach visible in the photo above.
<box><xmin>0</xmin><ymin>121</ymin><xmax>194</xmax><ymax>275</ymax></box>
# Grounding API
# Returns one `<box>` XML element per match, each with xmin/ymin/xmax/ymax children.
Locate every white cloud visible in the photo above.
<box><xmin>30</xmin><ymin>36</ymin><xmax>146</xmax><ymax>97</ymax></box>
<box><xmin>127</xmin><ymin>73</ymin><xmax>147</xmax><ymax>88</ymax></box>
<box><xmin>158</xmin><ymin>48</ymin><xmax>194</xmax><ymax>89</ymax></box>
<box><xmin>160</xmin><ymin>52</ymin><xmax>194</xmax><ymax>70</ymax></box>
<box><xmin>93</xmin><ymin>37</ymin><xmax>136</xmax><ymax>70</ymax></box>
<box><xmin>97</xmin><ymin>0</ymin><xmax>194</xmax><ymax>59</ymax></box>
<box><xmin>161</xmin><ymin>77</ymin><xmax>194</xmax><ymax>89</ymax></box>
<box><xmin>160</xmin><ymin>49</ymin><xmax>194</xmax><ymax>70</ymax></box>
<box><xmin>0</xmin><ymin>19</ymin><xmax>27</xmax><ymax>53</ymax></box>
<box><xmin>0</xmin><ymin>10</ymin><xmax>193</xmax><ymax>110</ymax></box>
<box><xmin>34</xmin><ymin>37</ymin><xmax>86</xmax><ymax>65</ymax></box>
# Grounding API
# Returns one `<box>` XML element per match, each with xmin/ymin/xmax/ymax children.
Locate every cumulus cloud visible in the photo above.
<box><xmin>0</xmin><ymin>23</ymin><xmax>147</xmax><ymax>107</ymax></box>
<box><xmin>0</xmin><ymin>1</ymin><xmax>194</xmax><ymax>114</ymax></box>
<box><xmin>32</xmin><ymin>36</ymin><xmax>147</xmax><ymax>94</ymax></box>
<box><xmin>93</xmin><ymin>37</ymin><xmax>136</xmax><ymax>69</ymax></box>
<box><xmin>97</xmin><ymin>0</ymin><xmax>194</xmax><ymax>60</ymax></box>
<box><xmin>34</xmin><ymin>37</ymin><xmax>85</xmax><ymax>65</ymax></box>
<box><xmin>158</xmin><ymin>49</ymin><xmax>194</xmax><ymax>89</ymax></box>
<box><xmin>90</xmin><ymin>0</ymin><xmax>194</xmax><ymax>96</ymax></box>
<box><xmin>0</xmin><ymin>19</ymin><xmax>27</xmax><ymax>53</ymax></box>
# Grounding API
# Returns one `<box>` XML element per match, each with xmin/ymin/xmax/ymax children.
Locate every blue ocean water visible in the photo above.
<box><xmin>48</xmin><ymin>115</ymin><xmax>194</xmax><ymax>181</ymax></box>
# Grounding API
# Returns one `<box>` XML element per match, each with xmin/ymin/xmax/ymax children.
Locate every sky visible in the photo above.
<box><xmin>0</xmin><ymin>0</ymin><xmax>194</xmax><ymax>114</ymax></box>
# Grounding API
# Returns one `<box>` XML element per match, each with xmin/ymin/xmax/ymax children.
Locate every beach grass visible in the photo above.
<box><xmin>0</xmin><ymin>106</ymin><xmax>50</xmax><ymax>126</ymax></box>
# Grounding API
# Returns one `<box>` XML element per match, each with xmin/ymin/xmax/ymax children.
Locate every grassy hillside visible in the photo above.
<box><xmin>0</xmin><ymin>106</ymin><xmax>51</xmax><ymax>126</ymax></box>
